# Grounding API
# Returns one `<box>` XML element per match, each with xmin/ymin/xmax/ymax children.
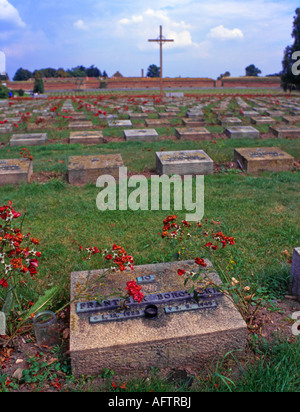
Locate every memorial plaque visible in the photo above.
<box><xmin>68</xmin><ymin>154</ymin><xmax>124</xmax><ymax>185</ymax></box>
<box><xmin>250</xmin><ymin>116</ymin><xmax>276</xmax><ymax>125</ymax></box>
<box><xmin>156</xmin><ymin>150</ymin><xmax>214</xmax><ymax>176</ymax></box>
<box><xmin>108</xmin><ymin>120</ymin><xmax>132</xmax><ymax>128</ymax></box>
<box><xmin>282</xmin><ymin>116</ymin><xmax>300</xmax><ymax>125</ymax></box>
<box><xmin>234</xmin><ymin>147</ymin><xmax>294</xmax><ymax>173</ymax></box>
<box><xmin>10</xmin><ymin>133</ymin><xmax>47</xmax><ymax>147</ymax></box>
<box><xmin>269</xmin><ymin>125</ymin><xmax>300</xmax><ymax>138</ymax></box>
<box><xmin>70</xmin><ymin>259</ymin><xmax>247</xmax><ymax>376</ymax></box>
<box><xmin>69</xmin><ymin>121</ymin><xmax>93</xmax><ymax>129</ymax></box>
<box><xmin>175</xmin><ymin>127</ymin><xmax>211</xmax><ymax>140</ymax></box>
<box><xmin>225</xmin><ymin>126</ymin><xmax>260</xmax><ymax>139</ymax></box>
<box><xmin>69</xmin><ymin>131</ymin><xmax>104</xmax><ymax>145</ymax></box>
<box><xmin>145</xmin><ymin>119</ymin><xmax>170</xmax><ymax>127</ymax></box>
<box><xmin>220</xmin><ymin>117</ymin><xmax>242</xmax><ymax>127</ymax></box>
<box><xmin>182</xmin><ymin>119</ymin><xmax>205</xmax><ymax>127</ymax></box>
<box><xmin>129</xmin><ymin>113</ymin><xmax>148</xmax><ymax>120</ymax></box>
<box><xmin>0</xmin><ymin>158</ymin><xmax>33</xmax><ymax>186</ymax></box>
<box><xmin>123</xmin><ymin>129</ymin><xmax>159</xmax><ymax>142</ymax></box>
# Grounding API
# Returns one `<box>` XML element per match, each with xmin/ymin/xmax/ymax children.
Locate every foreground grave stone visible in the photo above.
<box><xmin>124</xmin><ymin>129</ymin><xmax>158</xmax><ymax>142</ymax></box>
<box><xmin>10</xmin><ymin>133</ymin><xmax>47</xmax><ymax>147</ymax></box>
<box><xmin>234</xmin><ymin>147</ymin><xmax>294</xmax><ymax>173</ymax></box>
<box><xmin>156</xmin><ymin>150</ymin><xmax>213</xmax><ymax>175</ymax></box>
<box><xmin>0</xmin><ymin>158</ymin><xmax>32</xmax><ymax>186</ymax></box>
<box><xmin>250</xmin><ymin>116</ymin><xmax>276</xmax><ymax>125</ymax></box>
<box><xmin>290</xmin><ymin>247</ymin><xmax>300</xmax><ymax>301</ymax></box>
<box><xmin>69</xmin><ymin>121</ymin><xmax>93</xmax><ymax>129</ymax></box>
<box><xmin>70</xmin><ymin>260</ymin><xmax>247</xmax><ymax>376</ymax></box>
<box><xmin>68</xmin><ymin>154</ymin><xmax>124</xmax><ymax>185</ymax></box>
<box><xmin>175</xmin><ymin>127</ymin><xmax>211</xmax><ymax>140</ymax></box>
<box><xmin>69</xmin><ymin>131</ymin><xmax>104</xmax><ymax>145</ymax></box>
<box><xmin>225</xmin><ymin>126</ymin><xmax>260</xmax><ymax>139</ymax></box>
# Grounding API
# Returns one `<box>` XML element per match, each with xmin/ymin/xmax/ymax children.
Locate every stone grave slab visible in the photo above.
<box><xmin>70</xmin><ymin>259</ymin><xmax>247</xmax><ymax>376</ymax></box>
<box><xmin>108</xmin><ymin>120</ymin><xmax>132</xmax><ymax>128</ymax></box>
<box><xmin>156</xmin><ymin>150</ymin><xmax>213</xmax><ymax>175</ymax></box>
<box><xmin>69</xmin><ymin>121</ymin><xmax>93</xmax><ymax>129</ymax></box>
<box><xmin>0</xmin><ymin>125</ymin><xmax>12</xmax><ymax>133</ymax></box>
<box><xmin>175</xmin><ymin>127</ymin><xmax>211</xmax><ymax>140</ymax></box>
<box><xmin>0</xmin><ymin>158</ymin><xmax>32</xmax><ymax>186</ymax></box>
<box><xmin>158</xmin><ymin>112</ymin><xmax>178</xmax><ymax>118</ymax></box>
<box><xmin>129</xmin><ymin>113</ymin><xmax>148</xmax><ymax>120</ymax></box>
<box><xmin>266</xmin><ymin>110</ymin><xmax>285</xmax><ymax>117</ymax></box>
<box><xmin>9</xmin><ymin>133</ymin><xmax>47</xmax><ymax>147</ymax></box>
<box><xmin>124</xmin><ymin>129</ymin><xmax>159</xmax><ymax>142</ymax></box>
<box><xmin>269</xmin><ymin>125</ymin><xmax>300</xmax><ymax>138</ymax></box>
<box><xmin>282</xmin><ymin>116</ymin><xmax>300</xmax><ymax>125</ymax></box>
<box><xmin>290</xmin><ymin>247</ymin><xmax>300</xmax><ymax>301</ymax></box>
<box><xmin>241</xmin><ymin>111</ymin><xmax>258</xmax><ymax>118</ymax></box>
<box><xmin>68</xmin><ymin>154</ymin><xmax>124</xmax><ymax>185</ymax></box>
<box><xmin>220</xmin><ymin>117</ymin><xmax>242</xmax><ymax>127</ymax></box>
<box><xmin>68</xmin><ymin>114</ymin><xmax>88</xmax><ymax>121</ymax></box>
<box><xmin>145</xmin><ymin>119</ymin><xmax>170</xmax><ymax>127</ymax></box>
<box><xmin>182</xmin><ymin>119</ymin><xmax>205</xmax><ymax>127</ymax></box>
<box><xmin>250</xmin><ymin>116</ymin><xmax>276</xmax><ymax>125</ymax></box>
<box><xmin>234</xmin><ymin>147</ymin><xmax>294</xmax><ymax>173</ymax></box>
<box><xmin>225</xmin><ymin>126</ymin><xmax>260</xmax><ymax>139</ymax></box>
<box><xmin>69</xmin><ymin>131</ymin><xmax>104</xmax><ymax>145</ymax></box>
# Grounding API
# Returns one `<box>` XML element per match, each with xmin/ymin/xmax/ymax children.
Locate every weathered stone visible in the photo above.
<box><xmin>124</xmin><ymin>129</ymin><xmax>158</xmax><ymax>142</ymax></box>
<box><xmin>68</xmin><ymin>154</ymin><xmax>124</xmax><ymax>185</ymax></box>
<box><xmin>234</xmin><ymin>147</ymin><xmax>294</xmax><ymax>173</ymax></box>
<box><xmin>10</xmin><ymin>133</ymin><xmax>47</xmax><ymax>147</ymax></box>
<box><xmin>69</xmin><ymin>131</ymin><xmax>104</xmax><ymax>145</ymax></box>
<box><xmin>69</xmin><ymin>121</ymin><xmax>93</xmax><ymax>129</ymax></box>
<box><xmin>175</xmin><ymin>127</ymin><xmax>211</xmax><ymax>140</ymax></box>
<box><xmin>0</xmin><ymin>158</ymin><xmax>33</xmax><ymax>186</ymax></box>
<box><xmin>290</xmin><ymin>247</ymin><xmax>300</xmax><ymax>301</ymax></box>
<box><xmin>250</xmin><ymin>116</ymin><xmax>276</xmax><ymax>125</ymax></box>
<box><xmin>0</xmin><ymin>312</ymin><xmax>5</xmax><ymax>336</ymax></box>
<box><xmin>182</xmin><ymin>119</ymin><xmax>205</xmax><ymax>127</ymax></box>
<box><xmin>282</xmin><ymin>116</ymin><xmax>300</xmax><ymax>124</ymax></box>
<box><xmin>225</xmin><ymin>126</ymin><xmax>260</xmax><ymax>139</ymax></box>
<box><xmin>220</xmin><ymin>117</ymin><xmax>242</xmax><ymax>127</ymax></box>
<box><xmin>156</xmin><ymin>150</ymin><xmax>213</xmax><ymax>175</ymax></box>
<box><xmin>269</xmin><ymin>125</ymin><xmax>300</xmax><ymax>138</ymax></box>
<box><xmin>70</xmin><ymin>260</ymin><xmax>247</xmax><ymax>376</ymax></box>
<box><xmin>145</xmin><ymin>119</ymin><xmax>170</xmax><ymax>127</ymax></box>
<box><xmin>108</xmin><ymin>120</ymin><xmax>132</xmax><ymax>128</ymax></box>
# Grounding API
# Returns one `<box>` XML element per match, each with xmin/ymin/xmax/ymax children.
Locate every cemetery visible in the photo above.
<box><xmin>0</xmin><ymin>89</ymin><xmax>299</xmax><ymax>393</ymax></box>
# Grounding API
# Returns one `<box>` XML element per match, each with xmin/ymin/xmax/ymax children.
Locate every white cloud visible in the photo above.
<box><xmin>74</xmin><ymin>19</ymin><xmax>89</xmax><ymax>30</ymax></box>
<box><xmin>0</xmin><ymin>0</ymin><xmax>26</xmax><ymax>28</ymax></box>
<box><xmin>207</xmin><ymin>25</ymin><xmax>244</xmax><ymax>41</ymax></box>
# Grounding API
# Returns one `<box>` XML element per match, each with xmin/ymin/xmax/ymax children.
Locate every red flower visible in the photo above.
<box><xmin>0</xmin><ymin>278</ymin><xmax>8</xmax><ymax>288</ymax></box>
<box><xmin>195</xmin><ymin>258</ymin><xmax>207</xmax><ymax>267</ymax></box>
<box><xmin>177</xmin><ymin>269</ymin><xmax>186</xmax><ymax>276</ymax></box>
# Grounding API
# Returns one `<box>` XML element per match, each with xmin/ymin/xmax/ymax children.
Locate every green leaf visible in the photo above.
<box><xmin>25</xmin><ymin>286</ymin><xmax>59</xmax><ymax>320</ymax></box>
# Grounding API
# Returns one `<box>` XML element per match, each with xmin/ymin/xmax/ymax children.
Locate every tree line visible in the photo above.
<box><xmin>13</xmin><ymin>65</ymin><xmax>108</xmax><ymax>81</ymax></box>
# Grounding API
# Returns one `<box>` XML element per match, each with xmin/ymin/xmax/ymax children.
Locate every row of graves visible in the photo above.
<box><xmin>0</xmin><ymin>94</ymin><xmax>298</xmax><ymax>185</ymax></box>
<box><xmin>0</xmin><ymin>94</ymin><xmax>299</xmax><ymax>376</ymax></box>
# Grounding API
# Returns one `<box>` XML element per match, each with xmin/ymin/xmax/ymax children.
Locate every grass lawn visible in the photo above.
<box><xmin>0</xmin><ymin>90</ymin><xmax>299</xmax><ymax>392</ymax></box>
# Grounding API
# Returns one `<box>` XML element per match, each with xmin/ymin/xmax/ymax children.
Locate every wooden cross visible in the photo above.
<box><xmin>148</xmin><ymin>26</ymin><xmax>174</xmax><ymax>96</ymax></box>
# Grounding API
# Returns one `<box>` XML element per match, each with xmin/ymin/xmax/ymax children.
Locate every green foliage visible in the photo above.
<box><xmin>0</xmin><ymin>83</ymin><xmax>9</xmax><ymax>98</ymax></box>
<box><xmin>147</xmin><ymin>64</ymin><xmax>160</xmax><ymax>78</ymax></box>
<box><xmin>13</xmin><ymin>67</ymin><xmax>33</xmax><ymax>81</ymax></box>
<box><xmin>245</xmin><ymin>64</ymin><xmax>262</xmax><ymax>77</ymax></box>
<box><xmin>281</xmin><ymin>8</ymin><xmax>300</xmax><ymax>91</ymax></box>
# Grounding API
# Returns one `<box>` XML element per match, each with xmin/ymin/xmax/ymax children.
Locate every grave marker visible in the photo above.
<box><xmin>175</xmin><ymin>127</ymin><xmax>211</xmax><ymax>140</ymax></box>
<box><xmin>68</xmin><ymin>154</ymin><xmax>124</xmax><ymax>185</ymax></box>
<box><xmin>124</xmin><ymin>129</ymin><xmax>159</xmax><ymax>142</ymax></box>
<box><xmin>225</xmin><ymin>126</ymin><xmax>260</xmax><ymax>139</ymax></box>
<box><xmin>156</xmin><ymin>149</ymin><xmax>213</xmax><ymax>175</ymax></box>
<box><xmin>290</xmin><ymin>247</ymin><xmax>300</xmax><ymax>301</ymax></box>
<box><xmin>0</xmin><ymin>158</ymin><xmax>33</xmax><ymax>186</ymax></box>
<box><xmin>69</xmin><ymin>131</ymin><xmax>104</xmax><ymax>145</ymax></box>
<box><xmin>10</xmin><ymin>133</ymin><xmax>47</xmax><ymax>147</ymax></box>
<box><xmin>269</xmin><ymin>125</ymin><xmax>300</xmax><ymax>138</ymax></box>
<box><xmin>70</xmin><ymin>260</ymin><xmax>247</xmax><ymax>375</ymax></box>
<box><xmin>234</xmin><ymin>147</ymin><xmax>294</xmax><ymax>173</ymax></box>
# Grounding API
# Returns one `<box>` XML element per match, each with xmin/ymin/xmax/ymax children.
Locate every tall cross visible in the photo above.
<box><xmin>148</xmin><ymin>26</ymin><xmax>174</xmax><ymax>96</ymax></box>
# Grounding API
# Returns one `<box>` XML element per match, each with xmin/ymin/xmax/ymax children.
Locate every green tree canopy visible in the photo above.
<box><xmin>13</xmin><ymin>68</ymin><xmax>33</xmax><ymax>81</ymax></box>
<box><xmin>147</xmin><ymin>64</ymin><xmax>160</xmax><ymax>78</ymax></box>
<box><xmin>281</xmin><ymin>8</ymin><xmax>300</xmax><ymax>91</ymax></box>
<box><xmin>245</xmin><ymin>64</ymin><xmax>262</xmax><ymax>77</ymax></box>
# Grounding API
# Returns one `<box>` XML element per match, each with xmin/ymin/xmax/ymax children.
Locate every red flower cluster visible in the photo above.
<box><xmin>126</xmin><ymin>281</ymin><xmax>144</xmax><ymax>304</ymax></box>
<box><xmin>213</xmin><ymin>231</ymin><xmax>235</xmax><ymax>248</ymax></box>
<box><xmin>0</xmin><ymin>201</ymin><xmax>21</xmax><ymax>221</ymax></box>
<box><xmin>20</xmin><ymin>148</ymin><xmax>33</xmax><ymax>162</ymax></box>
<box><xmin>195</xmin><ymin>257</ymin><xmax>207</xmax><ymax>267</ymax></box>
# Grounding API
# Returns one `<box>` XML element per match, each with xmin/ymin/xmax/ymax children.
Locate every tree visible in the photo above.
<box><xmin>0</xmin><ymin>84</ymin><xmax>9</xmax><ymax>98</ymax></box>
<box><xmin>13</xmin><ymin>68</ymin><xmax>33</xmax><ymax>81</ymax></box>
<box><xmin>147</xmin><ymin>64</ymin><xmax>160</xmax><ymax>78</ymax></box>
<box><xmin>102</xmin><ymin>70</ymin><xmax>108</xmax><ymax>78</ymax></box>
<box><xmin>86</xmin><ymin>65</ymin><xmax>101</xmax><ymax>77</ymax></box>
<box><xmin>245</xmin><ymin>64</ymin><xmax>262</xmax><ymax>77</ymax></box>
<box><xmin>33</xmin><ymin>71</ymin><xmax>44</xmax><ymax>94</ymax></box>
<box><xmin>217</xmin><ymin>71</ymin><xmax>230</xmax><ymax>80</ymax></box>
<box><xmin>281</xmin><ymin>8</ymin><xmax>300</xmax><ymax>91</ymax></box>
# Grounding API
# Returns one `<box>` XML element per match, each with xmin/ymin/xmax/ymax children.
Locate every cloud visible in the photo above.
<box><xmin>0</xmin><ymin>0</ymin><xmax>26</xmax><ymax>28</ymax></box>
<box><xmin>74</xmin><ymin>19</ymin><xmax>89</xmax><ymax>30</ymax></box>
<box><xmin>0</xmin><ymin>51</ymin><xmax>5</xmax><ymax>74</ymax></box>
<box><xmin>207</xmin><ymin>25</ymin><xmax>244</xmax><ymax>41</ymax></box>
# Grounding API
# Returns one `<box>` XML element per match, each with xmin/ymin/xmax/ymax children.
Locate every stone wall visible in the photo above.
<box><xmin>6</xmin><ymin>76</ymin><xmax>281</xmax><ymax>92</ymax></box>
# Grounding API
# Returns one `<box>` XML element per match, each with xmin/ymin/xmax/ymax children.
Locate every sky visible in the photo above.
<box><xmin>0</xmin><ymin>0</ymin><xmax>299</xmax><ymax>79</ymax></box>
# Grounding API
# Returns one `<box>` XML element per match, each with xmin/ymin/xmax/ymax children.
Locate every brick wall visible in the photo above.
<box><xmin>6</xmin><ymin>76</ymin><xmax>281</xmax><ymax>92</ymax></box>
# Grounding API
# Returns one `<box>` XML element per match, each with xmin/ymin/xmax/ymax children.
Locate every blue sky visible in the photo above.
<box><xmin>0</xmin><ymin>0</ymin><xmax>299</xmax><ymax>79</ymax></box>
